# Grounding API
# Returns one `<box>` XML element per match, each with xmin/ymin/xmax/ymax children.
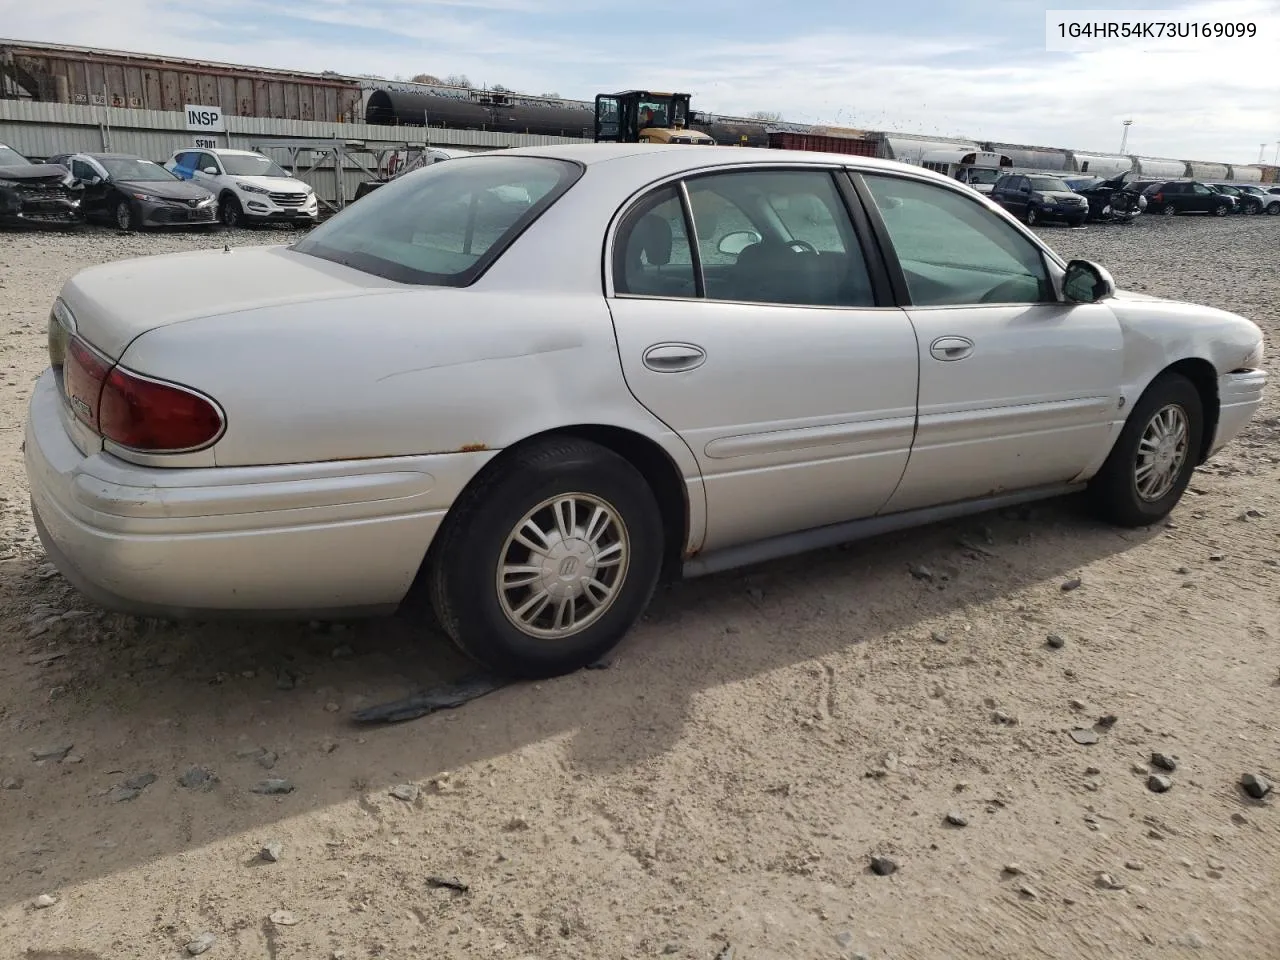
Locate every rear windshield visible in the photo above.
<box><xmin>293</xmin><ymin>155</ymin><xmax>582</xmax><ymax>286</ymax></box>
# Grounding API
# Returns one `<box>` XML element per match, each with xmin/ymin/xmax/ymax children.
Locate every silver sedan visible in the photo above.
<box><xmin>24</xmin><ymin>144</ymin><xmax>1268</xmax><ymax>678</ymax></box>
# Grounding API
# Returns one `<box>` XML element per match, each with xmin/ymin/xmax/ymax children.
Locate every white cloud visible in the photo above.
<box><xmin>2</xmin><ymin>0</ymin><xmax>1277</xmax><ymax>164</ymax></box>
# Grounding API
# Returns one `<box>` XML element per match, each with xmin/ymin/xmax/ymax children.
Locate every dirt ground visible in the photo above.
<box><xmin>1</xmin><ymin>216</ymin><xmax>1277</xmax><ymax>960</ymax></box>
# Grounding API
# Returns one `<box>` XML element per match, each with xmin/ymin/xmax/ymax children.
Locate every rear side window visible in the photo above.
<box><xmin>293</xmin><ymin>156</ymin><xmax>583</xmax><ymax>286</ymax></box>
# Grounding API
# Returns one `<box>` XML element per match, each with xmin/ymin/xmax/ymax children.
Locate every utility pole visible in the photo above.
<box><xmin>1261</xmin><ymin>144</ymin><xmax>1268</xmax><ymax>164</ymax></box>
<box><xmin>1119</xmin><ymin>119</ymin><xmax>1133</xmax><ymax>154</ymax></box>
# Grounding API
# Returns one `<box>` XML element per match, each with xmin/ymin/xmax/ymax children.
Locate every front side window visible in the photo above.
<box><xmin>71</xmin><ymin>159</ymin><xmax>97</xmax><ymax>181</ymax></box>
<box><xmin>294</xmin><ymin>155</ymin><xmax>582</xmax><ymax>286</ymax></box>
<box><xmin>862</xmin><ymin>173</ymin><xmax>1053</xmax><ymax>307</ymax></box>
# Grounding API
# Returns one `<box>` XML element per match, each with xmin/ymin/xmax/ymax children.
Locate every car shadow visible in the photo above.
<box><xmin>0</xmin><ymin>492</ymin><xmax>1164</xmax><ymax>906</ymax></box>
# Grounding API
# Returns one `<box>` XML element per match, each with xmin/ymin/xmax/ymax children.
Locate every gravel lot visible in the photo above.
<box><xmin>1</xmin><ymin>216</ymin><xmax>1277</xmax><ymax>960</ymax></box>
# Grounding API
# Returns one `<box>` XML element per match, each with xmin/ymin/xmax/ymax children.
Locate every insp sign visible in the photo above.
<box><xmin>184</xmin><ymin>104</ymin><xmax>225</xmax><ymax>133</ymax></box>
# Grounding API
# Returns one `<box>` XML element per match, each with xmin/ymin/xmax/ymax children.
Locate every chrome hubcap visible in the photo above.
<box><xmin>496</xmin><ymin>493</ymin><xmax>629</xmax><ymax>640</ymax></box>
<box><xmin>1135</xmin><ymin>404</ymin><xmax>1189</xmax><ymax>502</ymax></box>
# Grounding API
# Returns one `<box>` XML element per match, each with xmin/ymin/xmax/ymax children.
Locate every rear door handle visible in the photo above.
<box><xmin>643</xmin><ymin>342</ymin><xmax>706</xmax><ymax>372</ymax></box>
<box><xmin>929</xmin><ymin>336</ymin><xmax>974</xmax><ymax>362</ymax></box>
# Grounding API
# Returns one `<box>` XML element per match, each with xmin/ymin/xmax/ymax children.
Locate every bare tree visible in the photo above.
<box><xmin>411</xmin><ymin>73</ymin><xmax>442</xmax><ymax>84</ymax></box>
<box><xmin>490</xmin><ymin>83</ymin><xmax>511</xmax><ymax>93</ymax></box>
<box><xmin>540</xmin><ymin>91</ymin><xmax>561</xmax><ymax>99</ymax></box>
<box><xmin>748</xmin><ymin>110</ymin><xmax>783</xmax><ymax>122</ymax></box>
<box><xmin>444</xmin><ymin>74</ymin><xmax>473</xmax><ymax>88</ymax></box>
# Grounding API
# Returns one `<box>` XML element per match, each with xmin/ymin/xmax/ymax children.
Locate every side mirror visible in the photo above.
<box><xmin>1063</xmin><ymin>259</ymin><xmax>1116</xmax><ymax>304</ymax></box>
<box><xmin>717</xmin><ymin>230</ymin><xmax>762</xmax><ymax>256</ymax></box>
<box><xmin>202</xmin><ymin>167</ymin><xmax>218</xmax><ymax>175</ymax></box>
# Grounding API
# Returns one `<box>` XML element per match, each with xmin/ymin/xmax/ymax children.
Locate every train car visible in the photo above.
<box><xmin>0</xmin><ymin>40</ymin><xmax>361</xmax><ymax>121</ymax></box>
<box><xmin>1068</xmin><ymin>152</ymin><xmax>1135</xmax><ymax>177</ymax></box>
<box><xmin>364</xmin><ymin>84</ymin><xmax>594</xmax><ymax>138</ymax></box>
<box><xmin>766</xmin><ymin>131</ymin><xmax>878</xmax><ymax>156</ymax></box>
<box><xmin>985</xmin><ymin>143</ymin><xmax>1073</xmax><ymax>171</ymax></box>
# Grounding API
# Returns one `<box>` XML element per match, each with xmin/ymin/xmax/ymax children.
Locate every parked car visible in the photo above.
<box><xmin>989</xmin><ymin>173</ymin><xmax>1090</xmax><ymax>226</ymax></box>
<box><xmin>163</xmin><ymin>148</ymin><xmax>317</xmax><ymax>228</ymax></box>
<box><xmin>1061</xmin><ymin>175</ymin><xmax>1147</xmax><ymax>222</ymax></box>
<box><xmin>1226</xmin><ymin>183</ymin><xmax>1280</xmax><ymax>215</ymax></box>
<box><xmin>24</xmin><ymin>145</ymin><xmax>1267</xmax><ymax>679</ymax></box>
<box><xmin>1142</xmin><ymin>180</ymin><xmax>1235</xmax><ymax>216</ymax></box>
<box><xmin>0</xmin><ymin>141</ymin><xmax>83</xmax><ymax>227</ymax></box>
<box><xmin>48</xmin><ymin>152</ymin><xmax>217</xmax><ymax>231</ymax></box>
<box><xmin>1205</xmin><ymin>183</ymin><xmax>1261</xmax><ymax>214</ymax></box>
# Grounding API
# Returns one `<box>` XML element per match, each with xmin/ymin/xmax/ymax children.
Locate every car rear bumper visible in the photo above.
<box><xmin>1209</xmin><ymin>369</ymin><xmax>1267</xmax><ymax>457</ymax></box>
<box><xmin>23</xmin><ymin>369</ymin><xmax>493</xmax><ymax>618</ymax></box>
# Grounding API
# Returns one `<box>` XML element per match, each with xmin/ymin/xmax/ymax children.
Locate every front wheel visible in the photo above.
<box><xmin>1086</xmin><ymin>372</ymin><xmax>1203</xmax><ymax>528</ymax></box>
<box><xmin>1025</xmin><ymin>206</ymin><xmax>1039</xmax><ymax>226</ymax></box>
<box><xmin>1213</xmin><ymin>203</ymin><xmax>1229</xmax><ymax>217</ymax></box>
<box><xmin>1267</xmin><ymin>201</ymin><xmax>1280</xmax><ymax>216</ymax></box>
<box><xmin>219</xmin><ymin>194</ymin><xmax>243</xmax><ymax>228</ymax></box>
<box><xmin>427</xmin><ymin>437</ymin><xmax>665</xmax><ymax>679</ymax></box>
<box><xmin>114</xmin><ymin>200</ymin><xmax>136</xmax><ymax>232</ymax></box>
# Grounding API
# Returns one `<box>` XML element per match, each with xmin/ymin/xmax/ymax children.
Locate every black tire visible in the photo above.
<box><xmin>427</xmin><ymin>437</ymin><xmax>665</xmax><ymax>679</ymax></box>
<box><xmin>114</xmin><ymin>199</ymin><xmax>136</xmax><ymax>232</ymax></box>
<box><xmin>219</xmin><ymin>194</ymin><xmax>243</xmax><ymax>228</ymax></box>
<box><xmin>1267</xmin><ymin>202</ymin><xmax>1280</xmax><ymax>216</ymax></box>
<box><xmin>1246</xmin><ymin>200</ymin><xmax>1262</xmax><ymax>215</ymax></box>
<box><xmin>1025</xmin><ymin>206</ymin><xmax>1039</xmax><ymax>226</ymax></box>
<box><xmin>1213</xmin><ymin>203</ymin><xmax>1229</xmax><ymax>217</ymax></box>
<box><xmin>1087</xmin><ymin>371</ymin><xmax>1203</xmax><ymax>528</ymax></box>
<box><xmin>1161</xmin><ymin>203</ymin><xmax>1177</xmax><ymax>216</ymax></box>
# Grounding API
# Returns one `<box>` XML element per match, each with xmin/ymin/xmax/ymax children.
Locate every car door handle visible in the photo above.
<box><xmin>929</xmin><ymin>336</ymin><xmax>974</xmax><ymax>361</ymax></box>
<box><xmin>643</xmin><ymin>342</ymin><xmax>706</xmax><ymax>372</ymax></box>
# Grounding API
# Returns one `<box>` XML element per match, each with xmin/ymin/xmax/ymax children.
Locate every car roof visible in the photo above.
<box><xmin>83</xmin><ymin>153</ymin><xmax>149</xmax><ymax>160</ymax></box>
<box><xmin>464</xmin><ymin>142</ymin><xmax>979</xmax><ymax>188</ymax></box>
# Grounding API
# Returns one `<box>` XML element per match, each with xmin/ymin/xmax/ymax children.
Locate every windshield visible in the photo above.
<box><xmin>1028</xmin><ymin>176</ymin><xmax>1072</xmax><ymax>192</ymax></box>
<box><xmin>101</xmin><ymin>158</ymin><xmax>178</xmax><ymax>182</ymax></box>
<box><xmin>0</xmin><ymin>144</ymin><xmax>31</xmax><ymax>167</ymax></box>
<box><xmin>293</xmin><ymin>155</ymin><xmax>582</xmax><ymax>286</ymax></box>
<box><xmin>965</xmin><ymin>168</ymin><xmax>1002</xmax><ymax>185</ymax></box>
<box><xmin>220</xmin><ymin>153</ymin><xmax>290</xmax><ymax>178</ymax></box>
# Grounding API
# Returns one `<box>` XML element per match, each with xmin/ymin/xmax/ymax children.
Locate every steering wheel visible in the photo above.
<box><xmin>787</xmin><ymin>239</ymin><xmax>817</xmax><ymax>254</ymax></box>
<box><xmin>978</xmin><ymin>278</ymin><xmax>1033</xmax><ymax>304</ymax></box>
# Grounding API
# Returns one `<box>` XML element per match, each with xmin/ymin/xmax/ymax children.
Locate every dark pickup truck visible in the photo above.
<box><xmin>0</xmin><ymin>142</ymin><xmax>83</xmax><ymax>227</ymax></box>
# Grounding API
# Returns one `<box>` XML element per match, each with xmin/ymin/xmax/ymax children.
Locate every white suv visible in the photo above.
<box><xmin>164</xmin><ymin>148</ymin><xmax>317</xmax><ymax>228</ymax></box>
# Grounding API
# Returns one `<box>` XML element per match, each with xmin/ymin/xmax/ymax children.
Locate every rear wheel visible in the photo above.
<box><xmin>427</xmin><ymin>437</ymin><xmax>665</xmax><ymax>679</ymax></box>
<box><xmin>1025</xmin><ymin>206</ymin><xmax>1039</xmax><ymax>226</ymax></box>
<box><xmin>219</xmin><ymin>194</ymin><xmax>243</xmax><ymax>228</ymax></box>
<box><xmin>1267</xmin><ymin>201</ymin><xmax>1280</xmax><ymax>216</ymax></box>
<box><xmin>1162</xmin><ymin>203</ymin><xmax>1177</xmax><ymax>216</ymax></box>
<box><xmin>1087</xmin><ymin>372</ymin><xmax>1203</xmax><ymax>528</ymax></box>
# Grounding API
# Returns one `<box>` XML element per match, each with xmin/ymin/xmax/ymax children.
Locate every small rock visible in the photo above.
<box><xmin>33</xmin><ymin>894</ymin><xmax>57</xmax><ymax>909</ymax></box>
<box><xmin>261</xmin><ymin>842</ymin><xmax>283</xmax><ymax>862</ymax></box>
<box><xmin>1061</xmin><ymin>578</ymin><xmax>1082</xmax><ymax>592</ymax></box>
<box><xmin>1207</xmin><ymin>870</ymin><xmax>1224</xmax><ymax>880</ymax></box>
<box><xmin>908</xmin><ymin>563</ymin><xmax>933</xmax><ymax>581</ymax></box>
<box><xmin>1084</xmin><ymin>766</ymin><xmax>1102</xmax><ymax>776</ymax></box>
<box><xmin>1207</xmin><ymin>858</ymin><xmax>1225</xmax><ymax>871</ymax></box>
<box><xmin>870</xmin><ymin>855</ymin><xmax>898</xmax><ymax>876</ymax></box>
<box><xmin>25</xmin><ymin>650</ymin><xmax>67</xmax><ymax>665</ymax></box>
<box><xmin>946</xmin><ymin>812</ymin><xmax>968</xmax><ymax>827</ymax></box>
<box><xmin>324</xmin><ymin>702</ymin><xmax>341</xmax><ymax>713</ymax></box>
<box><xmin>992</xmin><ymin>710</ymin><xmax>1017</xmax><ymax>725</ymax></box>
<box><xmin>1003</xmin><ymin>863</ymin><xmax>1024</xmax><ymax>875</ymax></box>
<box><xmin>1177</xmin><ymin>932</ymin><xmax>1207</xmax><ymax>950</ymax></box>
<box><xmin>1147</xmin><ymin>775</ymin><xmax>1173</xmax><ymax>793</ymax></box>
<box><xmin>252</xmin><ymin>779</ymin><xmax>295</xmax><ymax>795</ymax></box>
<box><xmin>178</xmin><ymin>766</ymin><xmax>218</xmax><ymax>791</ymax></box>
<box><xmin>931</xmin><ymin>631</ymin><xmax>948</xmax><ymax>644</ymax></box>
<box><xmin>1240</xmin><ymin>774</ymin><xmax>1271</xmax><ymax>800</ymax></box>
<box><xmin>1018</xmin><ymin>884</ymin><xmax>1039</xmax><ymax>899</ymax></box>
<box><xmin>1209</xmin><ymin>554</ymin><xmax>1225</xmax><ymax>562</ymax></box>
<box><xmin>30</xmin><ymin>744</ymin><xmax>73</xmax><ymax>762</ymax></box>
<box><xmin>505</xmin><ymin>816</ymin><xmax>531</xmax><ymax>831</ymax></box>
<box><xmin>2</xmin><ymin>776</ymin><xmax>22</xmax><ymax>790</ymax></box>
<box><xmin>257</xmin><ymin>751</ymin><xmax>279</xmax><ymax>770</ymax></box>
<box><xmin>276</xmin><ymin>671</ymin><xmax>298</xmax><ymax>691</ymax></box>
<box><xmin>1150</xmin><ymin>753</ymin><xmax>1177</xmax><ymax>772</ymax></box>
<box><xmin>269</xmin><ymin>910</ymin><xmax>299</xmax><ymax>926</ymax></box>
<box><xmin>1046</xmin><ymin>633</ymin><xmax>1066</xmax><ymax>649</ymax></box>
<box><xmin>124</xmin><ymin>772</ymin><xmax>158</xmax><ymax>791</ymax></box>
<box><xmin>1096</xmin><ymin>715</ymin><xmax>1118</xmax><ymax>730</ymax></box>
<box><xmin>186</xmin><ymin>932</ymin><xmax>217</xmax><ymax>956</ymax></box>
<box><xmin>1231</xmin><ymin>813</ymin><xmax>1248</xmax><ymax>825</ymax></box>
<box><xmin>664</xmin><ymin>944</ymin><xmax>681</xmax><ymax>955</ymax></box>
<box><xmin>1070</xmin><ymin>699</ymin><xmax>1087</xmax><ymax>711</ymax></box>
<box><xmin>1175</xmin><ymin>566</ymin><xmax>1190</xmax><ymax>575</ymax></box>
<box><xmin>835</xmin><ymin>932</ymin><xmax>855</xmax><ymax>948</ymax></box>
<box><xmin>1125</xmin><ymin>859</ymin><xmax>1145</xmax><ymax>871</ymax></box>
<box><xmin>390</xmin><ymin>784</ymin><xmax>419</xmax><ymax>802</ymax></box>
<box><xmin>1096</xmin><ymin>872</ymin><xmax>1126</xmax><ymax>890</ymax></box>
<box><xmin>1070</xmin><ymin>729</ymin><xmax>1099</xmax><ymax>745</ymax></box>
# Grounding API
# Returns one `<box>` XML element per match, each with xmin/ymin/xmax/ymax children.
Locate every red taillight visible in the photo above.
<box><xmin>61</xmin><ymin>334</ymin><xmax>224</xmax><ymax>453</ymax></box>
<box><xmin>99</xmin><ymin>368</ymin><xmax>224</xmax><ymax>452</ymax></box>
<box><xmin>1153</xmin><ymin>193</ymin><xmax>1163</xmax><ymax>203</ymax></box>
<box><xmin>63</xmin><ymin>336</ymin><xmax>111</xmax><ymax>432</ymax></box>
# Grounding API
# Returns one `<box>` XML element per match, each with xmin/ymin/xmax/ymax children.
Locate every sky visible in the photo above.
<box><xmin>2</xmin><ymin>0</ymin><xmax>1278</xmax><ymax>164</ymax></box>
